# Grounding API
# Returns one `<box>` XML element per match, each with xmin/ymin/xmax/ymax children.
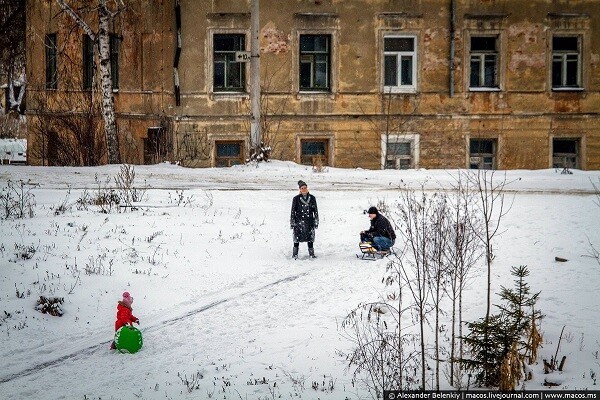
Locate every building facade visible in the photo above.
<box><xmin>26</xmin><ymin>0</ymin><xmax>600</xmax><ymax>170</ymax></box>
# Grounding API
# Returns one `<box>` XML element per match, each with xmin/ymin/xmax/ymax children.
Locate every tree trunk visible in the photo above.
<box><xmin>97</xmin><ymin>1</ymin><xmax>120</xmax><ymax>164</ymax></box>
<box><xmin>56</xmin><ymin>0</ymin><xmax>120</xmax><ymax>164</ymax></box>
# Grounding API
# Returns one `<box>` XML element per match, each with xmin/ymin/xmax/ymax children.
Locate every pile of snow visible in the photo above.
<box><xmin>0</xmin><ymin>162</ymin><xmax>598</xmax><ymax>399</ymax></box>
<box><xmin>0</xmin><ymin>138</ymin><xmax>26</xmax><ymax>164</ymax></box>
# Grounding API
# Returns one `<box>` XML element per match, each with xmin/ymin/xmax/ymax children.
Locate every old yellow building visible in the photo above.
<box><xmin>26</xmin><ymin>0</ymin><xmax>600</xmax><ymax>170</ymax></box>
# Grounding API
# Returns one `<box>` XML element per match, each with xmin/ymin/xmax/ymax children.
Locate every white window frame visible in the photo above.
<box><xmin>381</xmin><ymin>133</ymin><xmax>420</xmax><ymax>170</ymax></box>
<box><xmin>383</xmin><ymin>35</ymin><xmax>417</xmax><ymax>94</ymax></box>
<box><xmin>468</xmin><ymin>35</ymin><xmax>501</xmax><ymax>91</ymax></box>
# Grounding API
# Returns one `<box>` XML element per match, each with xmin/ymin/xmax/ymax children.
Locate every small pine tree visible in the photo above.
<box><xmin>461</xmin><ymin>265</ymin><xmax>541</xmax><ymax>388</ymax></box>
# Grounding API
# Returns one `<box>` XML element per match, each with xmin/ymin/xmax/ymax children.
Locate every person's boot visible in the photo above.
<box><xmin>308</xmin><ymin>247</ymin><xmax>316</xmax><ymax>258</ymax></box>
<box><xmin>293</xmin><ymin>246</ymin><xmax>299</xmax><ymax>259</ymax></box>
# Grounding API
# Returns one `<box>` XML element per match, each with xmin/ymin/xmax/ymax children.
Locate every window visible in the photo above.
<box><xmin>215</xmin><ymin>141</ymin><xmax>243</xmax><ymax>167</ymax></box>
<box><xmin>385</xmin><ymin>141</ymin><xmax>412</xmax><ymax>169</ymax></box>
<box><xmin>110</xmin><ymin>34</ymin><xmax>120</xmax><ymax>89</ymax></box>
<box><xmin>552</xmin><ymin>36</ymin><xmax>581</xmax><ymax>90</ymax></box>
<box><xmin>469</xmin><ymin>36</ymin><xmax>499</xmax><ymax>89</ymax></box>
<box><xmin>301</xmin><ymin>139</ymin><xmax>328</xmax><ymax>166</ymax></box>
<box><xmin>83</xmin><ymin>35</ymin><xmax>94</xmax><ymax>90</ymax></box>
<box><xmin>469</xmin><ymin>139</ymin><xmax>497</xmax><ymax>169</ymax></box>
<box><xmin>552</xmin><ymin>138</ymin><xmax>579</xmax><ymax>169</ymax></box>
<box><xmin>299</xmin><ymin>35</ymin><xmax>330</xmax><ymax>91</ymax></box>
<box><xmin>45</xmin><ymin>34</ymin><xmax>58</xmax><ymax>89</ymax></box>
<box><xmin>213</xmin><ymin>34</ymin><xmax>246</xmax><ymax>92</ymax></box>
<box><xmin>383</xmin><ymin>36</ymin><xmax>416</xmax><ymax>93</ymax></box>
<box><xmin>84</xmin><ymin>34</ymin><xmax>121</xmax><ymax>90</ymax></box>
<box><xmin>144</xmin><ymin>127</ymin><xmax>167</xmax><ymax>165</ymax></box>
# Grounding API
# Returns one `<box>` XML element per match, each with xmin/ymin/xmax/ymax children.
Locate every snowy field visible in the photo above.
<box><xmin>0</xmin><ymin>161</ymin><xmax>599</xmax><ymax>399</ymax></box>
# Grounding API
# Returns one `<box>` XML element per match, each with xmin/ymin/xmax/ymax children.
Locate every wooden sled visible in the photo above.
<box><xmin>356</xmin><ymin>242</ymin><xmax>391</xmax><ymax>260</ymax></box>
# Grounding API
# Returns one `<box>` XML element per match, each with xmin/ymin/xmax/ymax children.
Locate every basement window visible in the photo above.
<box><xmin>552</xmin><ymin>138</ymin><xmax>579</xmax><ymax>169</ymax></box>
<box><xmin>215</xmin><ymin>141</ymin><xmax>243</xmax><ymax>167</ymax></box>
<box><xmin>469</xmin><ymin>139</ymin><xmax>497</xmax><ymax>170</ymax></box>
<box><xmin>385</xmin><ymin>141</ymin><xmax>412</xmax><ymax>169</ymax></box>
<box><xmin>301</xmin><ymin>139</ymin><xmax>329</xmax><ymax>166</ymax></box>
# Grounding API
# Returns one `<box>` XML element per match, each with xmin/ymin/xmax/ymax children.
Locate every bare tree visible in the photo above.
<box><xmin>244</xmin><ymin>60</ymin><xmax>290</xmax><ymax>163</ymax></box>
<box><xmin>466</xmin><ymin>170</ymin><xmax>515</xmax><ymax>384</ymax></box>
<box><xmin>425</xmin><ymin>192</ymin><xmax>451</xmax><ymax>391</ymax></box>
<box><xmin>340</xmin><ymin>245</ymin><xmax>419</xmax><ymax>397</ymax></box>
<box><xmin>395</xmin><ymin>184</ymin><xmax>435</xmax><ymax>389</ymax></box>
<box><xmin>55</xmin><ymin>0</ymin><xmax>125</xmax><ymax>164</ymax></box>
<box><xmin>28</xmin><ymin>89</ymin><xmax>106</xmax><ymax>166</ymax></box>
<box><xmin>355</xmin><ymin>91</ymin><xmax>421</xmax><ymax>169</ymax></box>
<box><xmin>444</xmin><ymin>171</ymin><xmax>484</xmax><ymax>387</ymax></box>
<box><xmin>175</xmin><ymin>127</ymin><xmax>211</xmax><ymax>167</ymax></box>
<box><xmin>0</xmin><ymin>0</ymin><xmax>26</xmax><ymax>114</ymax></box>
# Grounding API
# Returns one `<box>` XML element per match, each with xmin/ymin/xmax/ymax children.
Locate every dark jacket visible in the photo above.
<box><xmin>366</xmin><ymin>213</ymin><xmax>396</xmax><ymax>241</ymax></box>
<box><xmin>290</xmin><ymin>193</ymin><xmax>319</xmax><ymax>243</ymax></box>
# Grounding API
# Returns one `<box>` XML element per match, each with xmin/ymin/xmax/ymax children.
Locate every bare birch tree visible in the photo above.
<box><xmin>56</xmin><ymin>0</ymin><xmax>125</xmax><ymax>164</ymax></box>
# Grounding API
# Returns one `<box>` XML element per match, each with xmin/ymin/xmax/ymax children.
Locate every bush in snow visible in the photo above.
<box><xmin>461</xmin><ymin>265</ymin><xmax>542</xmax><ymax>389</ymax></box>
<box><xmin>0</xmin><ymin>179</ymin><xmax>36</xmax><ymax>220</ymax></box>
<box><xmin>35</xmin><ymin>296</ymin><xmax>65</xmax><ymax>317</ymax></box>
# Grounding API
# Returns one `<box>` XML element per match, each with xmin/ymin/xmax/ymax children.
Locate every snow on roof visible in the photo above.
<box><xmin>0</xmin><ymin>138</ymin><xmax>27</xmax><ymax>163</ymax></box>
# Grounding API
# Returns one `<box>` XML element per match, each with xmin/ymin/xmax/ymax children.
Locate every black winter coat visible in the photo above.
<box><xmin>366</xmin><ymin>214</ymin><xmax>396</xmax><ymax>241</ymax></box>
<box><xmin>290</xmin><ymin>193</ymin><xmax>319</xmax><ymax>243</ymax></box>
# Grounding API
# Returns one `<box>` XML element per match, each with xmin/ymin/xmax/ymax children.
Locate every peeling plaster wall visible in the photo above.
<box><xmin>26</xmin><ymin>0</ymin><xmax>600</xmax><ymax>169</ymax></box>
<box><xmin>26</xmin><ymin>0</ymin><xmax>175</xmax><ymax>166</ymax></box>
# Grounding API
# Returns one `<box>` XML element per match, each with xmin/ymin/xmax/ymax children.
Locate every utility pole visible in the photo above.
<box><xmin>250</xmin><ymin>0</ymin><xmax>261</xmax><ymax>152</ymax></box>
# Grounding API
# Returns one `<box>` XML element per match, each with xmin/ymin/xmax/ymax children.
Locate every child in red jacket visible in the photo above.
<box><xmin>110</xmin><ymin>291</ymin><xmax>139</xmax><ymax>349</ymax></box>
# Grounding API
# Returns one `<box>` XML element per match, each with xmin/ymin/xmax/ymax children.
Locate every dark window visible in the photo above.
<box><xmin>469</xmin><ymin>139</ymin><xmax>497</xmax><ymax>169</ymax></box>
<box><xmin>300</xmin><ymin>35</ymin><xmax>330</xmax><ymax>91</ymax></box>
<box><xmin>110</xmin><ymin>35</ymin><xmax>120</xmax><ymax>89</ymax></box>
<box><xmin>213</xmin><ymin>34</ymin><xmax>246</xmax><ymax>92</ymax></box>
<box><xmin>83</xmin><ymin>35</ymin><xmax>94</xmax><ymax>90</ymax></box>
<box><xmin>553</xmin><ymin>138</ymin><xmax>579</xmax><ymax>169</ymax></box>
<box><xmin>215</xmin><ymin>141</ymin><xmax>243</xmax><ymax>167</ymax></box>
<box><xmin>552</xmin><ymin>36</ymin><xmax>581</xmax><ymax>89</ymax></box>
<box><xmin>470</xmin><ymin>36</ymin><xmax>498</xmax><ymax>89</ymax></box>
<box><xmin>45</xmin><ymin>34</ymin><xmax>58</xmax><ymax>89</ymax></box>
<box><xmin>84</xmin><ymin>35</ymin><xmax>120</xmax><ymax>90</ymax></box>
<box><xmin>144</xmin><ymin>127</ymin><xmax>167</xmax><ymax>165</ymax></box>
<box><xmin>384</xmin><ymin>37</ymin><xmax>416</xmax><ymax>90</ymax></box>
<box><xmin>385</xmin><ymin>141</ymin><xmax>412</xmax><ymax>169</ymax></box>
<box><xmin>300</xmin><ymin>139</ymin><xmax>328</xmax><ymax>166</ymax></box>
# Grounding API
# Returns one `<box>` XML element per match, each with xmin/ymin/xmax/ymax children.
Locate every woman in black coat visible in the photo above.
<box><xmin>290</xmin><ymin>180</ymin><xmax>319</xmax><ymax>259</ymax></box>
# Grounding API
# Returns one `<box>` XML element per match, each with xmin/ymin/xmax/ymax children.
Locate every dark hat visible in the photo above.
<box><xmin>367</xmin><ymin>206</ymin><xmax>378</xmax><ymax>215</ymax></box>
<box><xmin>298</xmin><ymin>180</ymin><xmax>307</xmax><ymax>188</ymax></box>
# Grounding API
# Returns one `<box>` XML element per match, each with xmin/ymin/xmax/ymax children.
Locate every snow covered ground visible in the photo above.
<box><xmin>0</xmin><ymin>161</ymin><xmax>598</xmax><ymax>399</ymax></box>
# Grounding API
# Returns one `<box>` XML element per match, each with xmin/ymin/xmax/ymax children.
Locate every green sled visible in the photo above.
<box><xmin>115</xmin><ymin>325</ymin><xmax>143</xmax><ymax>354</ymax></box>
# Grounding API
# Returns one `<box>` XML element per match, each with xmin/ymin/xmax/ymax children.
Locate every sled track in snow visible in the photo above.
<box><xmin>0</xmin><ymin>272</ymin><xmax>310</xmax><ymax>385</ymax></box>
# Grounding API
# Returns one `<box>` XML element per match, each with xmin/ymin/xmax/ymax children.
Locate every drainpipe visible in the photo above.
<box><xmin>174</xmin><ymin>0</ymin><xmax>182</xmax><ymax>106</ymax></box>
<box><xmin>449</xmin><ymin>0</ymin><xmax>455</xmax><ymax>97</ymax></box>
